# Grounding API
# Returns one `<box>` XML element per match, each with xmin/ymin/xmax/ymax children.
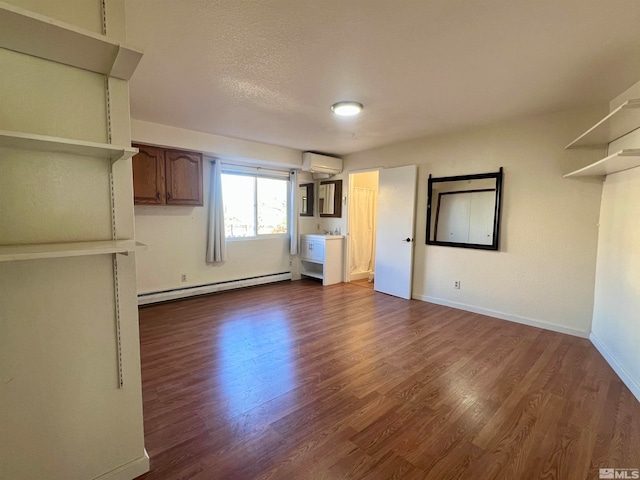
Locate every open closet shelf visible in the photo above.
<box><xmin>566</xmin><ymin>99</ymin><xmax>640</xmax><ymax>149</ymax></box>
<box><xmin>0</xmin><ymin>240</ymin><xmax>147</xmax><ymax>262</ymax></box>
<box><xmin>564</xmin><ymin>149</ymin><xmax>640</xmax><ymax>178</ymax></box>
<box><xmin>300</xmin><ymin>269</ymin><xmax>323</xmax><ymax>280</ymax></box>
<box><xmin>0</xmin><ymin>1</ymin><xmax>142</xmax><ymax>80</ymax></box>
<box><xmin>0</xmin><ymin>130</ymin><xmax>138</xmax><ymax>162</ymax></box>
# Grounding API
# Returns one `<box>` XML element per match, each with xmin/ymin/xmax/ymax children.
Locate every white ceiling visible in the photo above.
<box><xmin>125</xmin><ymin>0</ymin><xmax>640</xmax><ymax>156</ymax></box>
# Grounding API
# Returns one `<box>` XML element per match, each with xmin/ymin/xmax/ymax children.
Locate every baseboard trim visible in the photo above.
<box><xmin>412</xmin><ymin>294</ymin><xmax>590</xmax><ymax>339</ymax></box>
<box><xmin>93</xmin><ymin>450</ymin><xmax>149</xmax><ymax>480</ymax></box>
<box><xmin>590</xmin><ymin>332</ymin><xmax>640</xmax><ymax>403</ymax></box>
<box><xmin>138</xmin><ymin>273</ymin><xmax>292</xmax><ymax>305</ymax></box>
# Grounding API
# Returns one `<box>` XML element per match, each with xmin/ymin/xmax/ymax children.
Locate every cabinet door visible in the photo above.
<box><xmin>164</xmin><ymin>149</ymin><xmax>203</xmax><ymax>206</ymax></box>
<box><xmin>300</xmin><ymin>239</ymin><xmax>310</xmax><ymax>260</ymax></box>
<box><xmin>310</xmin><ymin>240</ymin><xmax>324</xmax><ymax>262</ymax></box>
<box><xmin>132</xmin><ymin>144</ymin><xmax>165</xmax><ymax>205</ymax></box>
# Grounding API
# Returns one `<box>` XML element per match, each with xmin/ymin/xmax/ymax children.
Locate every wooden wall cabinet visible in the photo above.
<box><xmin>132</xmin><ymin>144</ymin><xmax>203</xmax><ymax>206</ymax></box>
<box><xmin>164</xmin><ymin>149</ymin><xmax>203</xmax><ymax>205</ymax></box>
<box><xmin>132</xmin><ymin>145</ymin><xmax>165</xmax><ymax>204</ymax></box>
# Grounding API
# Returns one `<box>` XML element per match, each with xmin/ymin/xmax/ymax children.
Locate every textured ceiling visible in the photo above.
<box><xmin>125</xmin><ymin>0</ymin><xmax>640</xmax><ymax>155</ymax></box>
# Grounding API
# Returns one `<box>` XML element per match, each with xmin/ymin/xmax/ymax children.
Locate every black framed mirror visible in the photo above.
<box><xmin>319</xmin><ymin>180</ymin><xmax>342</xmax><ymax>217</ymax></box>
<box><xmin>299</xmin><ymin>183</ymin><xmax>314</xmax><ymax>216</ymax></box>
<box><xmin>426</xmin><ymin>168</ymin><xmax>503</xmax><ymax>250</ymax></box>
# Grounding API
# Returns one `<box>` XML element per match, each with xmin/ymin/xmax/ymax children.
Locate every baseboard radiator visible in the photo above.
<box><xmin>138</xmin><ymin>272</ymin><xmax>292</xmax><ymax>306</ymax></box>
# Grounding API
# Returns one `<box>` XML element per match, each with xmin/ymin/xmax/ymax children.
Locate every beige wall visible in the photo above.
<box><xmin>341</xmin><ymin>106</ymin><xmax>607</xmax><ymax>337</ymax></box>
<box><xmin>4</xmin><ymin>0</ymin><xmax>104</xmax><ymax>32</ymax></box>
<box><xmin>590</xmin><ymin>81</ymin><xmax>640</xmax><ymax>400</ymax></box>
<box><xmin>132</xmin><ymin>121</ymin><xmax>301</xmax><ymax>294</ymax></box>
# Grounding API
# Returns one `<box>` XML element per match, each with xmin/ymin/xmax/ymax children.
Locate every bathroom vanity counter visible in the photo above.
<box><xmin>299</xmin><ymin>234</ymin><xmax>344</xmax><ymax>285</ymax></box>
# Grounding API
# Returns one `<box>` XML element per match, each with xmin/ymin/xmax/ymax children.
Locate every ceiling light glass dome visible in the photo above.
<box><xmin>331</xmin><ymin>101</ymin><xmax>363</xmax><ymax>116</ymax></box>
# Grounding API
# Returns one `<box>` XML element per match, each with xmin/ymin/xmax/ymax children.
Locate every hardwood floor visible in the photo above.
<box><xmin>350</xmin><ymin>278</ymin><xmax>375</xmax><ymax>289</ymax></box>
<box><xmin>137</xmin><ymin>280</ymin><xmax>640</xmax><ymax>480</ymax></box>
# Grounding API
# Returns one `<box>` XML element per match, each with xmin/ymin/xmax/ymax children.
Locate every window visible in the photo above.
<box><xmin>221</xmin><ymin>172</ymin><xmax>289</xmax><ymax>238</ymax></box>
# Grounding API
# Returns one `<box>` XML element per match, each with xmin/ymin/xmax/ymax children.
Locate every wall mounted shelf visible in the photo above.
<box><xmin>0</xmin><ymin>1</ymin><xmax>143</xmax><ymax>80</ymax></box>
<box><xmin>566</xmin><ymin>99</ymin><xmax>640</xmax><ymax>149</ymax></box>
<box><xmin>564</xmin><ymin>149</ymin><xmax>640</xmax><ymax>178</ymax></box>
<box><xmin>0</xmin><ymin>130</ymin><xmax>138</xmax><ymax>162</ymax></box>
<box><xmin>0</xmin><ymin>240</ymin><xmax>146</xmax><ymax>262</ymax></box>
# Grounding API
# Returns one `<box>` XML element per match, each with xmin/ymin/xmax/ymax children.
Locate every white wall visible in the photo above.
<box><xmin>132</xmin><ymin>121</ymin><xmax>302</xmax><ymax>294</ymax></box>
<box><xmin>590</xmin><ymin>81</ymin><xmax>640</xmax><ymax>400</ymax></box>
<box><xmin>132</xmin><ymin>119</ymin><xmax>302</xmax><ymax>168</ymax></box>
<box><xmin>341</xmin><ymin>107</ymin><xmax>607</xmax><ymax>337</ymax></box>
<box><xmin>298</xmin><ymin>171</ymin><xmax>320</xmax><ymax>235</ymax></box>
<box><xmin>316</xmin><ymin>172</ymin><xmax>348</xmax><ymax>236</ymax></box>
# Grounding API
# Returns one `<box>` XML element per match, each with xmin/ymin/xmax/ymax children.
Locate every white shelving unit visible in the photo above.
<box><xmin>0</xmin><ymin>2</ymin><xmax>144</xmax><ymax>392</ymax></box>
<box><xmin>565</xmin><ymin>98</ymin><xmax>640</xmax><ymax>178</ymax></box>
<box><xmin>0</xmin><ymin>5</ymin><xmax>141</xmax><ymax>262</ymax></box>
<box><xmin>566</xmin><ymin>99</ymin><xmax>640</xmax><ymax>149</ymax></box>
<box><xmin>2</xmin><ymin>2</ymin><xmax>150</xmax><ymax>477</ymax></box>
<box><xmin>0</xmin><ymin>130</ymin><xmax>140</xmax><ymax>260</ymax></box>
<box><xmin>0</xmin><ymin>1</ymin><xmax>142</xmax><ymax>80</ymax></box>
<box><xmin>0</xmin><ymin>240</ymin><xmax>147</xmax><ymax>262</ymax></box>
<box><xmin>564</xmin><ymin>149</ymin><xmax>640</xmax><ymax>178</ymax></box>
<box><xmin>0</xmin><ymin>130</ymin><xmax>138</xmax><ymax>162</ymax></box>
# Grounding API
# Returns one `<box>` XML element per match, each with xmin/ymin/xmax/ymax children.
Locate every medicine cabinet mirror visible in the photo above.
<box><xmin>319</xmin><ymin>180</ymin><xmax>342</xmax><ymax>217</ymax></box>
<box><xmin>299</xmin><ymin>183</ymin><xmax>314</xmax><ymax>216</ymax></box>
<box><xmin>426</xmin><ymin>168</ymin><xmax>503</xmax><ymax>250</ymax></box>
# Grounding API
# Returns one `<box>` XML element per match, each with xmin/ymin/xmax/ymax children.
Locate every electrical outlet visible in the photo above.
<box><xmin>454</xmin><ymin>280</ymin><xmax>460</xmax><ymax>289</ymax></box>
<box><xmin>181</xmin><ymin>274</ymin><xmax>187</xmax><ymax>282</ymax></box>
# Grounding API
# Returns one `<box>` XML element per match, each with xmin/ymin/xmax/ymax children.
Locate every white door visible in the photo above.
<box><xmin>374</xmin><ymin>165</ymin><xmax>418</xmax><ymax>299</ymax></box>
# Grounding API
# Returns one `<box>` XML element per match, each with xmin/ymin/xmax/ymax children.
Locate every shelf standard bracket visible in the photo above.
<box><xmin>101</xmin><ymin>0</ymin><xmax>108</xmax><ymax>36</ymax></box>
<box><xmin>109</xmin><ymin>169</ymin><xmax>124</xmax><ymax>388</ymax></box>
<box><xmin>113</xmin><ymin>254</ymin><xmax>124</xmax><ymax>388</ymax></box>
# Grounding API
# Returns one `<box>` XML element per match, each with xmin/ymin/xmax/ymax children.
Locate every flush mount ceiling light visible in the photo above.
<box><xmin>331</xmin><ymin>101</ymin><xmax>363</xmax><ymax>116</ymax></box>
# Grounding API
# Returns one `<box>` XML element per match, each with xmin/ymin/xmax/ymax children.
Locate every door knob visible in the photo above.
<box><xmin>403</xmin><ymin>238</ymin><xmax>413</xmax><ymax>243</ymax></box>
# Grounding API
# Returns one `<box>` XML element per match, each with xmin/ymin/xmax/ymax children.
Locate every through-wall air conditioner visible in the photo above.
<box><xmin>302</xmin><ymin>152</ymin><xmax>343</xmax><ymax>179</ymax></box>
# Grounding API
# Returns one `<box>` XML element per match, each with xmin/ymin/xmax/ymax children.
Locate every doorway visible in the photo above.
<box><xmin>347</xmin><ymin>170</ymin><xmax>379</xmax><ymax>285</ymax></box>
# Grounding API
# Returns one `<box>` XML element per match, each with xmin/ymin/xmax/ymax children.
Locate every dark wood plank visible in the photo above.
<box><xmin>136</xmin><ymin>279</ymin><xmax>640</xmax><ymax>480</ymax></box>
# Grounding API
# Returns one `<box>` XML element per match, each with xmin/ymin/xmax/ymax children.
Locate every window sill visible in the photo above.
<box><xmin>226</xmin><ymin>234</ymin><xmax>290</xmax><ymax>242</ymax></box>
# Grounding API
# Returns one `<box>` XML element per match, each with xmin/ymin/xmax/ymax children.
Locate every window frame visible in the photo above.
<box><xmin>220</xmin><ymin>169</ymin><xmax>290</xmax><ymax>241</ymax></box>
